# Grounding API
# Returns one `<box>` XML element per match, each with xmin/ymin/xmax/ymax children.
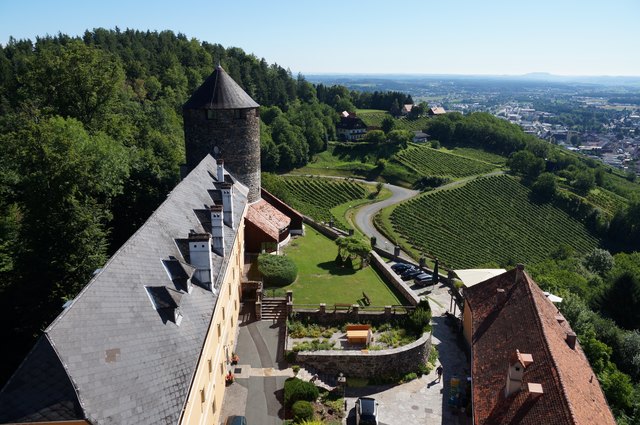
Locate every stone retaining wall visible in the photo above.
<box><xmin>291</xmin><ymin>306</ymin><xmax>413</xmax><ymax>326</ymax></box>
<box><xmin>370</xmin><ymin>251</ymin><xmax>421</xmax><ymax>306</ymax></box>
<box><xmin>302</xmin><ymin>216</ymin><xmax>348</xmax><ymax>240</ymax></box>
<box><xmin>296</xmin><ymin>331</ymin><xmax>432</xmax><ymax>378</ymax></box>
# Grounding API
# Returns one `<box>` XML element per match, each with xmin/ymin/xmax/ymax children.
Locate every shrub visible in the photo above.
<box><xmin>292</xmin><ymin>365</ymin><xmax>301</xmax><ymax>375</ymax></box>
<box><xmin>292</xmin><ymin>400</ymin><xmax>314</xmax><ymax>422</ymax></box>
<box><xmin>402</xmin><ymin>372</ymin><xmax>418</xmax><ymax>382</ymax></box>
<box><xmin>285</xmin><ymin>378</ymin><xmax>319</xmax><ymax>407</ymax></box>
<box><xmin>258</xmin><ymin>254</ymin><xmax>298</xmax><ymax>286</ymax></box>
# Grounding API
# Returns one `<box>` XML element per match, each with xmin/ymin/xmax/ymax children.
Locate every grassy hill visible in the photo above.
<box><xmin>357</xmin><ymin>109</ymin><xmax>432</xmax><ymax>132</ymax></box>
<box><xmin>388</xmin><ymin>175</ymin><xmax>599</xmax><ymax>269</ymax></box>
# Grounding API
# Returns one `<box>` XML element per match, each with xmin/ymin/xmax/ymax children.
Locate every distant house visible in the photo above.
<box><xmin>336</xmin><ymin>112</ymin><xmax>367</xmax><ymax>141</ymax></box>
<box><xmin>401</xmin><ymin>104</ymin><xmax>414</xmax><ymax>116</ymax></box>
<box><xmin>462</xmin><ymin>265</ymin><xmax>616</xmax><ymax>425</ymax></box>
<box><xmin>413</xmin><ymin>131</ymin><xmax>429</xmax><ymax>143</ymax></box>
<box><xmin>428</xmin><ymin>106</ymin><xmax>446</xmax><ymax>116</ymax></box>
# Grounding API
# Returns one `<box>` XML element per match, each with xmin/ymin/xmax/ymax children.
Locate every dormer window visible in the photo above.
<box><xmin>145</xmin><ymin>286</ymin><xmax>184</xmax><ymax>326</ymax></box>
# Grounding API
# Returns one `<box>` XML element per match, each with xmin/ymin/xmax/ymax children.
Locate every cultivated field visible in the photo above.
<box><xmin>394</xmin><ymin>145</ymin><xmax>497</xmax><ymax>178</ymax></box>
<box><xmin>389</xmin><ymin>175</ymin><xmax>599</xmax><ymax>269</ymax></box>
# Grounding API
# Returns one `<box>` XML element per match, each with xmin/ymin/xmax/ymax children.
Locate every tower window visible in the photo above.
<box><xmin>206</xmin><ymin>110</ymin><xmax>217</xmax><ymax>120</ymax></box>
<box><xmin>234</xmin><ymin>109</ymin><xmax>247</xmax><ymax>120</ymax></box>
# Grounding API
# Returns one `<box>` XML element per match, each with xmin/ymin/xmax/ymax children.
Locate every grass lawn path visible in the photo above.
<box><xmin>282</xmin><ymin>228</ymin><xmax>407</xmax><ymax>306</ymax></box>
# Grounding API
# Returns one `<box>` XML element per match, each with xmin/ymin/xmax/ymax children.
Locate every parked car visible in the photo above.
<box><xmin>391</xmin><ymin>263</ymin><xmax>413</xmax><ymax>274</ymax></box>
<box><xmin>225</xmin><ymin>416</ymin><xmax>247</xmax><ymax>425</ymax></box>
<box><xmin>413</xmin><ymin>272</ymin><xmax>431</xmax><ymax>282</ymax></box>
<box><xmin>355</xmin><ymin>397</ymin><xmax>379</xmax><ymax>425</ymax></box>
<box><xmin>401</xmin><ymin>268</ymin><xmax>422</xmax><ymax>280</ymax></box>
<box><xmin>415</xmin><ymin>276</ymin><xmax>434</xmax><ymax>287</ymax></box>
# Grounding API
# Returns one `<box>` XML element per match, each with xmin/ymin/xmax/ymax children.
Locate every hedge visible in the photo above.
<box><xmin>258</xmin><ymin>254</ymin><xmax>298</xmax><ymax>286</ymax></box>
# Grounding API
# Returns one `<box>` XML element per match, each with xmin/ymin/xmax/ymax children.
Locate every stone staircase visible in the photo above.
<box><xmin>296</xmin><ymin>366</ymin><xmax>337</xmax><ymax>391</ymax></box>
<box><xmin>260</xmin><ymin>297</ymin><xmax>287</xmax><ymax>322</ymax></box>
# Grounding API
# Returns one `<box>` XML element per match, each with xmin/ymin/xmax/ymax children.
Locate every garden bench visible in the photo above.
<box><xmin>346</xmin><ymin>324</ymin><xmax>372</xmax><ymax>345</ymax></box>
<box><xmin>334</xmin><ymin>303</ymin><xmax>352</xmax><ymax>312</ymax></box>
<box><xmin>362</xmin><ymin>292</ymin><xmax>371</xmax><ymax>306</ymax></box>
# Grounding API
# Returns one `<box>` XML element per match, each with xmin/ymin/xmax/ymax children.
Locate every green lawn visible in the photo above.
<box><xmin>281</xmin><ymin>228</ymin><xmax>408</xmax><ymax>306</ymax></box>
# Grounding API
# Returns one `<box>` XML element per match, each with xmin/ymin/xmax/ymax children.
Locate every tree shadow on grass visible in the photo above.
<box><xmin>317</xmin><ymin>261</ymin><xmax>357</xmax><ymax>276</ymax></box>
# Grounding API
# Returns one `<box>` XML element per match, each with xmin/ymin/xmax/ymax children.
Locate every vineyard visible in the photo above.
<box><xmin>357</xmin><ymin>109</ymin><xmax>432</xmax><ymax>132</ymax></box>
<box><xmin>393</xmin><ymin>145</ymin><xmax>497</xmax><ymax>178</ymax></box>
<box><xmin>277</xmin><ymin>176</ymin><xmax>369</xmax><ymax>228</ymax></box>
<box><xmin>389</xmin><ymin>175</ymin><xmax>599</xmax><ymax>269</ymax></box>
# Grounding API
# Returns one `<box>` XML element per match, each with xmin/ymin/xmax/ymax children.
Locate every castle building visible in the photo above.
<box><xmin>0</xmin><ymin>66</ymin><xmax>299</xmax><ymax>424</ymax></box>
<box><xmin>183</xmin><ymin>65</ymin><xmax>261</xmax><ymax>203</ymax></box>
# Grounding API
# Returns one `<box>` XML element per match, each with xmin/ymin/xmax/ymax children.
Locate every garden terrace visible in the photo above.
<box><xmin>276</xmin><ymin>228</ymin><xmax>410</xmax><ymax>307</ymax></box>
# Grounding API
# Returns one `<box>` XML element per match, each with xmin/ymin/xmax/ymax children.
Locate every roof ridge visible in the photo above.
<box><xmin>524</xmin><ymin>273</ymin><xmax>577</xmax><ymax>425</ymax></box>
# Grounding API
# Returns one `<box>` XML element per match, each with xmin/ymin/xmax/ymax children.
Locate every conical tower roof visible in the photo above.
<box><xmin>183</xmin><ymin>65</ymin><xmax>259</xmax><ymax>110</ymax></box>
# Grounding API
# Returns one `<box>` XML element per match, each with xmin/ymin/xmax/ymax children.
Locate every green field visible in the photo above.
<box><xmin>389</xmin><ymin>175</ymin><xmax>599</xmax><ymax>269</ymax></box>
<box><xmin>275</xmin><ymin>176</ymin><xmax>372</xmax><ymax>230</ymax></box>
<box><xmin>357</xmin><ymin>109</ymin><xmax>432</xmax><ymax>132</ymax></box>
<box><xmin>446</xmin><ymin>147</ymin><xmax>508</xmax><ymax>166</ymax></box>
<box><xmin>283</xmin><ymin>228</ymin><xmax>407</xmax><ymax>306</ymax></box>
<box><xmin>394</xmin><ymin>144</ymin><xmax>497</xmax><ymax>178</ymax></box>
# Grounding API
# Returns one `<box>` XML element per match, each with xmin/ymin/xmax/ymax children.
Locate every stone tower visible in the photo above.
<box><xmin>183</xmin><ymin>65</ymin><xmax>261</xmax><ymax>202</ymax></box>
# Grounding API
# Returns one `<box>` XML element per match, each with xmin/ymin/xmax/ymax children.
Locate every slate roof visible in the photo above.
<box><xmin>0</xmin><ymin>155</ymin><xmax>249</xmax><ymax>424</ymax></box>
<box><xmin>183</xmin><ymin>65</ymin><xmax>259</xmax><ymax>110</ymax></box>
<box><xmin>245</xmin><ymin>199</ymin><xmax>291</xmax><ymax>240</ymax></box>
<box><xmin>465</xmin><ymin>267</ymin><xmax>616</xmax><ymax>425</ymax></box>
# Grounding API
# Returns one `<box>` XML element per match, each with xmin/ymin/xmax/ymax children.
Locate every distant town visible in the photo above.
<box><xmin>309</xmin><ymin>74</ymin><xmax>640</xmax><ymax>174</ymax></box>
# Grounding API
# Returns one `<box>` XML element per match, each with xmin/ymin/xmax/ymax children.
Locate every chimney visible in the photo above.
<box><xmin>566</xmin><ymin>332</ymin><xmax>577</xmax><ymax>350</ymax></box>
<box><xmin>188</xmin><ymin>231</ymin><xmax>213</xmax><ymax>286</ymax></box>
<box><xmin>496</xmin><ymin>288</ymin><xmax>506</xmax><ymax>304</ymax></box>
<box><xmin>505</xmin><ymin>350</ymin><xmax>533</xmax><ymax>398</ymax></box>
<box><xmin>216</xmin><ymin>159</ymin><xmax>224</xmax><ymax>182</ymax></box>
<box><xmin>221</xmin><ymin>183</ymin><xmax>234</xmax><ymax>228</ymax></box>
<box><xmin>210</xmin><ymin>205</ymin><xmax>225</xmax><ymax>256</ymax></box>
<box><xmin>515</xmin><ymin>263</ymin><xmax>525</xmax><ymax>283</ymax></box>
<box><xmin>527</xmin><ymin>382</ymin><xmax>544</xmax><ymax>399</ymax></box>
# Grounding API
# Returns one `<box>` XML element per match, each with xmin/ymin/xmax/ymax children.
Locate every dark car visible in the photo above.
<box><xmin>391</xmin><ymin>263</ymin><xmax>413</xmax><ymax>274</ymax></box>
<box><xmin>413</xmin><ymin>272</ymin><xmax>431</xmax><ymax>282</ymax></box>
<box><xmin>415</xmin><ymin>276</ymin><xmax>434</xmax><ymax>287</ymax></box>
<box><xmin>225</xmin><ymin>416</ymin><xmax>247</xmax><ymax>425</ymax></box>
<box><xmin>401</xmin><ymin>268</ymin><xmax>422</xmax><ymax>280</ymax></box>
<box><xmin>355</xmin><ymin>397</ymin><xmax>379</xmax><ymax>425</ymax></box>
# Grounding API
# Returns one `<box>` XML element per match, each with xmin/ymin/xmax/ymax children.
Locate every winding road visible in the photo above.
<box><xmin>352</xmin><ymin>182</ymin><xmax>418</xmax><ymax>259</ymax></box>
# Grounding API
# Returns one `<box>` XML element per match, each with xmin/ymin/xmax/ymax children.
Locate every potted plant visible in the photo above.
<box><xmin>225</xmin><ymin>372</ymin><xmax>234</xmax><ymax>385</ymax></box>
<box><xmin>231</xmin><ymin>352</ymin><xmax>239</xmax><ymax>365</ymax></box>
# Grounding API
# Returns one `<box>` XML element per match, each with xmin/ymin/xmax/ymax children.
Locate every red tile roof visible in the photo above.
<box><xmin>465</xmin><ymin>267</ymin><xmax>615</xmax><ymax>425</ymax></box>
<box><xmin>246</xmin><ymin>199</ymin><xmax>291</xmax><ymax>240</ymax></box>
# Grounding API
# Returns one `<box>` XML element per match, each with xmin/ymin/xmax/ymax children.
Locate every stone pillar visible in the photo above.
<box><xmin>352</xmin><ymin>304</ymin><xmax>359</xmax><ymax>317</ymax></box>
<box><xmin>319</xmin><ymin>303</ymin><xmax>326</xmax><ymax>315</ymax></box>
<box><xmin>394</xmin><ymin>246</ymin><xmax>401</xmax><ymax>258</ymax></box>
<box><xmin>286</xmin><ymin>290</ymin><xmax>293</xmax><ymax>303</ymax></box>
<box><xmin>255</xmin><ymin>300</ymin><xmax>262</xmax><ymax>320</ymax></box>
<box><xmin>384</xmin><ymin>305</ymin><xmax>392</xmax><ymax>317</ymax></box>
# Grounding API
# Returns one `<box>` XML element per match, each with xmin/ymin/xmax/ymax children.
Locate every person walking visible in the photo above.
<box><xmin>436</xmin><ymin>365</ymin><xmax>444</xmax><ymax>383</ymax></box>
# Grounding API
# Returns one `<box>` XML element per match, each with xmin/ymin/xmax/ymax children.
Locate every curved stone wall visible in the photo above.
<box><xmin>295</xmin><ymin>331</ymin><xmax>432</xmax><ymax>378</ymax></box>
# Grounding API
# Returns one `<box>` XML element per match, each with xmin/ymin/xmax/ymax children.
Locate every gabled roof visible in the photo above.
<box><xmin>245</xmin><ymin>199</ymin><xmax>291</xmax><ymax>241</ymax></box>
<box><xmin>183</xmin><ymin>65</ymin><xmax>259</xmax><ymax>110</ymax></box>
<box><xmin>0</xmin><ymin>155</ymin><xmax>249</xmax><ymax>424</ymax></box>
<box><xmin>454</xmin><ymin>268</ymin><xmax>506</xmax><ymax>288</ymax></box>
<box><xmin>465</xmin><ymin>267</ymin><xmax>615</xmax><ymax>425</ymax></box>
<box><xmin>429</xmin><ymin>106</ymin><xmax>446</xmax><ymax>115</ymax></box>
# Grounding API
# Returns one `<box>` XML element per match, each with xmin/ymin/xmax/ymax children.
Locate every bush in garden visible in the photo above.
<box><xmin>258</xmin><ymin>253</ymin><xmax>298</xmax><ymax>286</ymax></box>
<box><xmin>292</xmin><ymin>400</ymin><xmax>314</xmax><ymax>422</ymax></box>
<box><xmin>284</xmin><ymin>377</ymin><xmax>319</xmax><ymax>407</ymax></box>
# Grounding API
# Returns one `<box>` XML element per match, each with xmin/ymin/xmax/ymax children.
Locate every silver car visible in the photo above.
<box><xmin>355</xmin><ymin>397</ymin><xmax>379</xmax><ymax>425</ymax></box>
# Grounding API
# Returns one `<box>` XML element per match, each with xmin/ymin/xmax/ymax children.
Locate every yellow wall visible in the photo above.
<box><xmin>180</xmin><ymin>212</ymin><xmax>246</xmax><ymax>425</ymax></box>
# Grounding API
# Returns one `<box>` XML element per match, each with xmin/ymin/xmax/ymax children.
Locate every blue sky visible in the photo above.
<box><xmin>1</xmin><ymin>0</ymin><xmax>638</xmax><ymax>76</ymax></box>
